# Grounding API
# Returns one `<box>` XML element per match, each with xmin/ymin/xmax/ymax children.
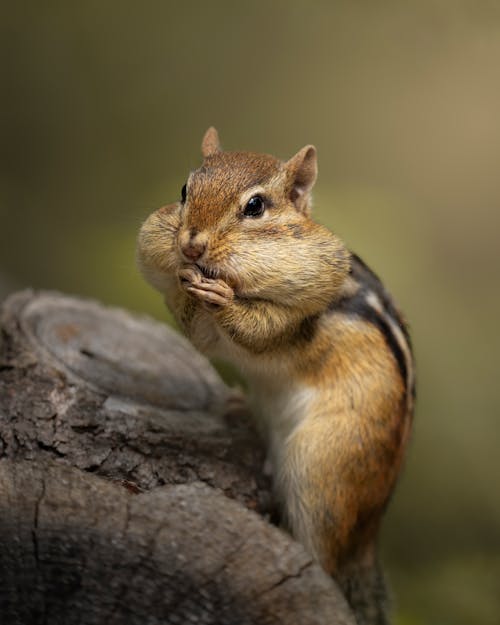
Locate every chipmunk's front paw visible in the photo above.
<box><xmin>178</xmin><ymin>265</ymin><xmax>204</xmax><ymax>288</ymax></box>
<box><xmin>178</xmin><ymin>267</ymin><xmax>234</xmax><ymax>307</ymax></box>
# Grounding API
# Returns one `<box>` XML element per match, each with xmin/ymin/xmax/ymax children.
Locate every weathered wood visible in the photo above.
<box><xmin>0</xmin><ymin>290</ymin><xmax>266</xmax><ymax>505</ymax></box>
<box><xmin>0</xmin><ymin>290</ymin><xmax>356</xmax><ymax>624</ymax></box>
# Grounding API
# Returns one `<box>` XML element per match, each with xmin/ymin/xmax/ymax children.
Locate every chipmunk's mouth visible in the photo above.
<box><xmin>195</xmin><ymin>262</ymin><xmax>218</xmax><ymax>279</ymax></box>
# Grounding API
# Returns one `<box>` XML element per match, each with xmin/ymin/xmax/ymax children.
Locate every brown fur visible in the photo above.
<box><xmin>137</xmin><ymin>129</ymin><xmax>414</xmax><ymax>624</ymax></box>
<box><xmin>282</xmin><ymin>317</ymin><xmax>408</xmax><ymax>571</ymax></box>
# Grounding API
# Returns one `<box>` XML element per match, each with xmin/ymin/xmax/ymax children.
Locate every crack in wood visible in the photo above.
<box><xmin>79</xmin><ymin>348</ymin><xmax>96</xmax><ymax>359</ymax></box>
<box><xmin>32</xmin><ymin>474</ymin><xmax>47</xmax><ymax>625</ymax></box>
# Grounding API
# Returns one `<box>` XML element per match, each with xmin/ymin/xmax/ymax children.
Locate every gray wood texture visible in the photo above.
<box><xmin>0</xmin><ymin>290</ymin><xmax>355</xmax><ymax>624</ymax></box>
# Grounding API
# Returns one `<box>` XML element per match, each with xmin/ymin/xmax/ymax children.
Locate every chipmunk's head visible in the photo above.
<box><xmin>176</xmin><ymin>127</ymin><xmax>318</xmax><ymax>264</ymax></box>
<box><xmin>138</xmin><ymin>128</ymin><xmax>348</xmax><ymax>302</ymax></box>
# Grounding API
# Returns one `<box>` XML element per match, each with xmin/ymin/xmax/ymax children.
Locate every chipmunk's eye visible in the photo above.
<box><xmin>243</xmin><ymin>195</ymin><xmax>265</xmax><ymax>218</ymax></box>
<box><xmin>181</xmin><ymin>183</ymin><xmax>187</xmax><ymax>203</ymax></box>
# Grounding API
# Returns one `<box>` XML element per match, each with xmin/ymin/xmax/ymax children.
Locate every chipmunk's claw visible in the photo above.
<box><xmin>179</xmin><ymin>267</ymin><xmax>234</xmax><ymax>307</ymax></box>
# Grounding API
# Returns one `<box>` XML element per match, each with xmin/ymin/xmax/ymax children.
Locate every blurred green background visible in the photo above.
<box><xmin>1</xmin><ymin>2</ymin><xmax>499</xmax><ymax>623</ymax></box>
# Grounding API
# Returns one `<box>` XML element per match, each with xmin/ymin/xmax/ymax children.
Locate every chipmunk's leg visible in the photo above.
<box><xmin>280</xmin><ymin>361</ymin><xmax>407</xmax><ymax>577</ymax></box>
<box><xmin>280</xmin><ymin>422</ymin><xmax>392</xmax><ymax>625</ymax></box>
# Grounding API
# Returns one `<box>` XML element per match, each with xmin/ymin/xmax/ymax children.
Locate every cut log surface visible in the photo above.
<box><xmin>0</xmin><ymin>290</ymin><xmax>356</xmax><ymax>625</ymax></box>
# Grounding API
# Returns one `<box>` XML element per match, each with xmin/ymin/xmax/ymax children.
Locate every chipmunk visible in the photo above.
<box><xmin>137</xmin><ymin>128</ymin><xmax>415</xmax><ymax>624</ymax></box>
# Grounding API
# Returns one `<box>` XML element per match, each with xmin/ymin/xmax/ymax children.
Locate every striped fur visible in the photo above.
<box><xmin>335</xmin><ymin>253</ymin><xmax>415</xmax><ymax>411</ymax></box>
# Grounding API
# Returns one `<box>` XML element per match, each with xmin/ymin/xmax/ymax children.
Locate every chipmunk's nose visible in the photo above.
<box><xmin>179</xmin><ymin>228</ymin><xmax>207</xmax><ymax>261</ymax></box>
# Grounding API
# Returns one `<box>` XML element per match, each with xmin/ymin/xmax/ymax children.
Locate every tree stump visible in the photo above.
<box><xmin>0</xmin><ymin>290</ymin><xmax>355</xmax><ymax>625</ymax></box>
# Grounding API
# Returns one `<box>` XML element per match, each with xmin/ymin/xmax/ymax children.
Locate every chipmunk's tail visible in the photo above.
<box><xmin>336</xmin><ymin>550</ymin><xmax>391</xmax><ymax>625</ymax></box>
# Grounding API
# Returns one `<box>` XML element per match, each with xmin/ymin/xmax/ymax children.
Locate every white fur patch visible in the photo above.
<box><xmin>247</xmin><ymin>376</ymin><xmax>316</xmax><ymax>475</ymax></box>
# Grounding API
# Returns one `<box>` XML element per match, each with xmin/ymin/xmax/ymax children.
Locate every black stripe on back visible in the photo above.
<box><xmin>331</xmin><ymin>253</ymin><xmax>413</xmax><ymax>391</ymax></box>
<box><xmin>350</xmin><ymin>254</ymin><xmax>413</xmax><ymax>352</ymax></box>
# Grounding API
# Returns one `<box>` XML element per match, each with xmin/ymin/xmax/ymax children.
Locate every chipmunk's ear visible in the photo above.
<box><xmin>284</xmin><ymin>145</ymin><xmax>317</xmax><ymax>214</ymax></box>
<box><xmin>201</xmin><ymin>127</ymin><xmax>221</xmax><ymax>158</ymax></box>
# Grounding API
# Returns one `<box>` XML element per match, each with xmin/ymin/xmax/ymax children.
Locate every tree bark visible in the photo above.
<box><xmin>0</xmin><ymin>290</ymin><xmax>355</xmax><ymax>624</ymax></box>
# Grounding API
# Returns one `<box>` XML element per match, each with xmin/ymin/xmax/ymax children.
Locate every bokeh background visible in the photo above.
<box><xmin>1</xmin><ymin>2</ymin><xmax>499</xmax><ymax>623</ymax></box>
